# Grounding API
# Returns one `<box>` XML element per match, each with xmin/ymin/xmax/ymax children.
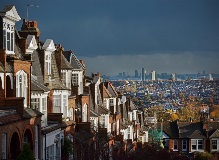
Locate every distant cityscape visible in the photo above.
<box><xmin>102</xmin><ymin>68</ymin><xmax>219</xmax><ymax>81</ymax></box>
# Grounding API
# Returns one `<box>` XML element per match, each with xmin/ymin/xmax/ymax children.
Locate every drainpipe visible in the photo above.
<box><xmin>45</xmin><ymin>134</ymin><xmax>46</xmax><ymax>160</ymax></box>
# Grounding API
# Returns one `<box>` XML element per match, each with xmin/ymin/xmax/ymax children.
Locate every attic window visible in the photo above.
<box><xmin>45</xmin><ymin>55</ymin><xmax>51</xmax><ymax>75</ymax></box>
<box><xmin>3</xmin><ymin>21</ymin><xmax>14</xmax><ymax>53</ymax></box>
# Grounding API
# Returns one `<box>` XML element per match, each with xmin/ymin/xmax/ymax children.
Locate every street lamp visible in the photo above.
<box><xmin>26</xmin><ymin>4</ymin><xmax>39</xmax><ymax>21</ymax></box>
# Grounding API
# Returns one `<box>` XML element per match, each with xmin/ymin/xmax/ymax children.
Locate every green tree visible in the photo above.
<box><xmin>17</xmin><ymin>143</ymin><xmax>35</xmax><ymax>160</ymax></box>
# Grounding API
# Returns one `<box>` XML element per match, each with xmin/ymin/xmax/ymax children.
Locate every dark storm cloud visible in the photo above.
<box><xmin>1</xmin><ymin>0</ymin><xmax>219</xmax><ymax>56</ymax></box>
<box><xmin>1</xmin><ymin>0</ymin><xmax>219</xmax><ymax>74</ymax></box>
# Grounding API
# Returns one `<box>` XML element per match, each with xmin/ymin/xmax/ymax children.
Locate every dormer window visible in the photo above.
<box><xmin>3</xmin><ymin>21</ymin><xmax>14</xmax><ymax>53</ymax></box>
<box><xmin>45</xmin><ymin>54</ymin><xmax>51</xmax><ymax>75</ymax></box>
<box><xmin>0</xmin><ymin>6</ymin><xmax>21</xmax><ymax>54</ymax></box>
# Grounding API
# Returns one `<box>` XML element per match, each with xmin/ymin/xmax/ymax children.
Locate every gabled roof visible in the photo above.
<box><xmin>104</xmin><ymin>82</ymin><xmax>118</xmax><ymax>97</ymax></box>
<box><xmin>209</xmin><ymin>129</ymin><xmax>219</xmax><ymax>138</ymax></box>
<box><xmin>157</xmin><ymin>121</ymin><xmax>179</xmax><ymax>138</ymax></box>
<box><xmin>0</xmin><ymin>5</ymin><xmax>21</xmax><ymax>22</ymax></box>
<box><xmin>189</xmin><ymin>130</ymin><xmax>206</xmax><ymax>139</ymax></box>
<box><xmin>178</xmin><ymin>122</ymin><xmax>204</xmax><ymax>138</ymax></box>
<box><xmin>32</xmin><ymin>49</ymin><xmax>44</xmax><ymax>84</ymax></box>
<box><xmin>90</xmin><ymin>109</ymin><xmax>99</xmax><ymax>117</ymax></box>
<box><xmin>98</xmin><ymin>105</ymin><xmax>110</xmax><ymax>115</ymax></box>
<box><xmin>61</xmin><ymin>54</ymin><xmax>73</xmax><ymax>69</ymax></box>
<box><xmin>42</xmin><ymin>39</ymin><xmax>56</xmax><ymax>51</ymax></box>
<box><xmin>63</xmin><ymin>51</ymin><xmax>83</xmax><ymax>70</ymax></box>
<box><xmin>31</xmin><ymin>75</ymin><xmax>50</xmax><ymax>92</ymax></box>
<box><xmin>26</xmin><ymin>35</ymin><xmax>38</xmax><ymax>54</ymax></box>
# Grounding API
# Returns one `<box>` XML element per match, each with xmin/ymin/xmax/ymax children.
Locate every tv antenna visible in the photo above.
<box><xmin>26</xmin><ymin>4</ymin><xmax>39</xmax><ymax>21</ymax></box>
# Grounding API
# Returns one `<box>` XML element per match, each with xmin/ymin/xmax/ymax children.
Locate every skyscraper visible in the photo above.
<box><xmin>151</xmin><ymin>70</ymin><xmax>156</xmax><ymax>81</ymax></box>
<box><xmin>135</xmin><ymin>70</ymin><xmax>138</xmax><ymax>78</ymax></box>
<box><xmin>141</xmin><ymin>67</ymin><xmax>145</xmax><ymax>81</ymax></box>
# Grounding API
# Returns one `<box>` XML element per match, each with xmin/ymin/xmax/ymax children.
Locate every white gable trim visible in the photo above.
<box><xmin>0</xmin><ymin>6</ymin><xmax>21</xmax><ymax>22</ymax></box>
<box><xmin>42</xmin><ymin>39</ymin><xmax>56</xmax><ymax>52</ymax></box>
<box><xmin>26</xmin><ymin>35</ymin><xmax>38</xmax><ymax>54</ymax></box>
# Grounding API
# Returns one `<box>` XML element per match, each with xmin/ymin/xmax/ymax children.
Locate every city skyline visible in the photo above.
<box><xmin>1</xmin><ymin>0</ymin><xmax>219</xmax><ymax>75</ymax></box>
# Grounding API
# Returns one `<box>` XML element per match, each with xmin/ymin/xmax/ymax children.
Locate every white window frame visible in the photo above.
<box><xmin>31</xmin><ymin>98</ymin><xmax>40</xmax><ymax>110</ymax></box>
<box><xmin>2</xmin><ymin>133</ymin><xmax>7</xmax><ymax>159</ymax></box>
<box><xmin>212</xmin><ymin>138</ymin><xmax>219</xmax><ymax>151</ymax></box>
<box><xmin>72</xmin><ymin>73</ymin><xmax>78</xmax><ymax>86</ymax></box>
<box><xmin>53</xmin><ymin>94</ymin><xmax>61</xmax><ymax>113</ymax></box>
<box><xmin>191</xmin><ymin>139</ymin><xmax>204</xmax><ymax>152</ymax></box>
<box><xmin>82</xmin><ymin>104</ymin><xmax>88</xmax><ymax>122</ymax></box>
<box><xmin>173</xmin><ymin>139</ymin><xmax>178</xmax><ymax>151</ymax></box>
<box><xmin>45</xmin><ymin>54</ymin><xmax>51</xmax><ymax>75</ymax></box>
<box><xmin>182</xmin><ymin>139</ymin><xmax>187</xmax><ymax>151</ymax></box>
<box><xmin>100</xmin><ymin>115</ymin><xmax>105</xmax><ymax>128</ymax></box>
<box><xmin>3</xmin><ymin>21</ymin><xmax>14</xmax><ymax>54</ymax></box>
<box><xmin>16</xmin><ymin>70</ymin><xmax>28</xmax><ymax>107</ymax></box>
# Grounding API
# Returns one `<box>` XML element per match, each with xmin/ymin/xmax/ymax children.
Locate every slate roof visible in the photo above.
<box><xmin>98</xmin><ymin>105</ymin><xmax>110</xmax><ymax>115</ymax></box>
<box><xmin>41</xmin><ymin>123</ymin><xmax>62</xmax><ymax>135</ymax></box>
<box><xmin>90</xmin><ymin>109</ymin><xmax>99</xmax><ymax>117</ymax></box>
<box><xmin>178</xmin><ymin>122</ymin><xmax>204</xmax><ymax>138</ymax></box>
<box><xmin>0</xmin><ymin>109</ymin><xmax>21</xmax><ymax>125</ymax></box>
<box><xmin>63</xmin><ymin>51</ymin><xmax>83</xmax><ymax>70</ymax></box>
<box><xmin>32</xmin><ymin>49</ymin><xmax>44</xmax><ymax>84</ymax></box>
<box><xmin>31</xmin><ymin>75</ymin><xmax>50</xmax><ymax>92</ymax></box>
<box><xmin>23</xmin><ymin>108</ymin><xmax>43</xmax><ymax>118</ymax></box>
<box><xmin>61</xmin><ymin>54</ymin><xmax>72</xmax><ymax>69</ymax></box>
<box><xmin>104</xmin><ymin>82</ymin><xmax>118</xmax><ymax>97</ymax></box>
<box><xmin>48</xmin><ymin>52</ymin><xmax>68</xmax><ymax>90</ymax></box>
<box><xmin>189</xmin><ymin>130</ymin><xmax>206</xmax><ymax>139</ymax></box>
<box><xmin>157</xmin><ymin>121</ymin><xmax>179</xmax><ymax>138</ymax></box>
<box><xmin>209</xmin><ymin>129</ymin><xmax>219</xmax><ymax>138</ymax></box>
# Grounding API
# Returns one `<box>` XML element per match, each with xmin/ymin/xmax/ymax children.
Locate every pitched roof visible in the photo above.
<box><xmin>209</xmin><ymin>129</ymin><xmax>219</xmax><ymax>138</ymax></box>
<box><xmin>63</xmin><ymin>51</ymin><xmax>83</xmax><ymax>70</ymax></box>
<box><xmin>0</xmin><ymin>109</ymin><xmax>21</xmax><ymax>125</ymax></box>
<box><xmin>104</xmin><ymin>82</ymin><xmax>118</xmax><ymax>97</ymax></box>
<box><xmin>31</xmin><ymin>50</ymin><xmax>44</xmax><ymax>84</ymax></box>
<box><xmin>178</xmin><ymin>122</ymin><xmax>204</xmax><ymax>138</ymax></box>
<box><xmin>61</xmin><ymin>54</ymin><xmax>73</xmax><ymax>69</ymax></box>
<box><xmin>0</xmin><ymin>5</ymin><xmax>21</xmax><ymax>22</ymax></box>
<box><xmin>189</xmin><ymin>130</ymin><xmax>206</xmax><ymax>139</ymax></box>
<box><xmin>23</xmin><ymin>108</ymin><xmax>43</xmax><ymax>118</ymax></box>
<box><xmin>31</xmin><ymin>75</ymin><xmax>50</xmax><ymax>92</ymax></box>
<box><xmin>98</xmin><ymin>105</ymin><xmax>110</xmax><ymax>115</ymax></box>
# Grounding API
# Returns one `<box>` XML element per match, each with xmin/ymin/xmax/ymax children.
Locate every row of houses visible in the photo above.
<box><xmin>1</xmin><ymin>5</ymin><xmax>218</xmax><ymax>160</ymax></box>
<box><xmin>0</xmin><ymin>5</ymin><xmax>147</xmax><ymax>160</ymax></box>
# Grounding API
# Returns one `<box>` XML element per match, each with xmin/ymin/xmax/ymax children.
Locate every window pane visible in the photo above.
<box><xmin>11</xmin><ymin>32</ymin><xmax>14</xmax><ymax>51</ymax></box>
<box><xmin>212</xmin><ymin>140</ymin><xmax>217</xmax><ymax>149</ymax></box>
<box><xmin>3</xmin><ymin>30</ymin><xmax>6</xmax><ymax>49</ymax></box>
<box><xmin>198</xmin><ymin>140</ymin><xmax>203</xmax><ymax>149</ymax></box>
<box><xmin>7</xmin><ymin>32</ymin><xmax>10</xmax><ymax>50</ymax></box>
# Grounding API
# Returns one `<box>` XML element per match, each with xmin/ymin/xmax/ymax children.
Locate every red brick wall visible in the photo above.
<box><xmin>0</xmin><ymin>116</ymin><xmax>41</xmax><ymax>159</ymax></box>
<box><xmin>13</xmin><ymin>60</ymin><xmax>31</xmax><ymax>107</ymax></box>
<box><xmin>78</xmin><ymin>95</ymin><xmax>90</xmax><ymax>122</ymax></box>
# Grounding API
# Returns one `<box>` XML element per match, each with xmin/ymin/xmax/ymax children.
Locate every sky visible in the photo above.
<box><xmin>1</xmin><ymin>0</ymin><xmax>219</xmax><ymax>76</ymax></box>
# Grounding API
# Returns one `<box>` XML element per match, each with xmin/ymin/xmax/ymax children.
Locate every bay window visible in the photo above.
<box><xmin>212</xmin><ymin>139</ymin><xmax>219</xmax><ymax>150</ymax></box>
<box><xmin>191</xmin><ymin>139</ymin><xmax>204</xmax><ymax>151</ymax></box>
